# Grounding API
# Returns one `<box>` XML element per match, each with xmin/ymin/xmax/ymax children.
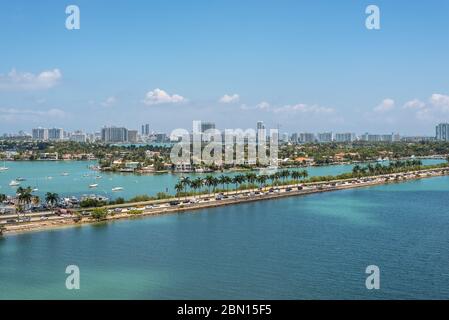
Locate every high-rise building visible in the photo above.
<box><xmin>436</xmin><ymin>123</ymin><xmax>449</xmax><ymax>141</ymax></box>
<box><xmin>299</xmin><ymin>133</ymin><xmax>315</xmax><ymax>143</ymax></box>
<box><xmin>101</xmin><ymin>126</ymin><xmax>128</xmax><ymax>143</ymax></box>
<box><xmin>290</xmin><ymin>133</ymin><xmax>299</xmax><ymax>143</ymax></box>
<box><xmin>141</xmin><ymin>124</ymin><xmax>150</xmax><ymax>136</ymax></box>
<box><xmin>48</xmin><ymin>128</ymin><xmax>64</xmax><ymax>141</ymax></box>
<box><xmin>200</xmin><ymin>121</ymin><xmax>215</xmax><ymax>133</ymax></box>
<box><xmin>32</xmin><ymin>128</ymin><xmax>48</xmax><ymax>141</ymax></box>
<box><xmin>128</xmin><ymin>130</ymin><xmax>138</xmax><ymax>143</ymax></box>
<box><xmin>360</xmin><ymin>133</ymin><xmax>398</xmax><ymax>142</ymax></box>
<box><xmin>335</xmin><ymin>133</ymin><xmax>355</xmax><ymax>142</ymax></box>
<box><xmin>256</xmin><ymin>121</ymin><xmax>265</xmax><ymax>143</ymax></box>
<box><xmin>70</xmin><ymin>131</ymin><xmax>87</xmax><ymax>143</ymax></box>
<box><xmin>317</xmin><ymin>132</ymin><xmax>333</xmax><ymax>143</ymax></box>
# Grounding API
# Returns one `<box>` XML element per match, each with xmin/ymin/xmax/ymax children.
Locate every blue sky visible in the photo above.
<box><xmin>0</xmin><ymin>0</ymin><xmax>448</xmax><ymax>135</ymax></box>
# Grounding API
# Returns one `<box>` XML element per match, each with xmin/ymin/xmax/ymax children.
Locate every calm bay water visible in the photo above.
<box><xmin>0</xmin><ymin>159</ymin><xmax>445</xmax><ymax>200</ymax></box>
<box><xmin>1</xmin><ymin>176</ymin><xmax>449</xmax><ymax>299</ymax></box>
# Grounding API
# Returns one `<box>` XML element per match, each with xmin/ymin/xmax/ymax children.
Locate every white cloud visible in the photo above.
<box><xmin>101</xmin><ymin>96</ymin><xmax>117</xmax><ymax>107</ymax></box>
<box><xmin>219</xmin><ymin>94</ymin><xmax>240</xmax><ymax>104</ymax></box>
<box><xmin>256</xmin><ymin>101</ymin><xmax>270</xmax><ymax>110</ymax></box>
<box><xmin>403</xmin><ymin>99</ymin><xmax>425</xmax><ymax>109</ymax></box>
<box><xmin>0</xmin><ymin>68</ymin><xmax>62</xmax><ymax>90</ymax></box>
<box><xmin>373</xmin><ymin>98</ymin><xmax>395</xmax><ymax>113</ymax></box>
<box><xmin>143</xmin><ymin>88</ymin><xmax>186</xmax><ymax>106</ymax></box>
<box><xmin>430</xmin><ymin>93</ymin><xmax>449</xmax><ymax>110</ymax></box>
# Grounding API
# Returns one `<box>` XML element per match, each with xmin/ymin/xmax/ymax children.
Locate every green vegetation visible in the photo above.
<box><xmin>279</xmin><ymin>141</ymin><xmax>449</xmax><ymax>165</ymax></box>
<box><xmin>45</xmin><ymin>192</ymin><xmax>59</xmax><ymax>208</ymax></box>
<box><xmin>127</xmin><ymin>209</ymin><xmax>144</xmax><ymax>215</ymax></box>
<box><xmin>80</xmin><ymin>198</ymin><xmax>107</xmax><ymax>208</ymax></box>
<box><xmin>91</xmin><ymin>208</ymin><xmax>108</xmax><ymax>221</ymax></box>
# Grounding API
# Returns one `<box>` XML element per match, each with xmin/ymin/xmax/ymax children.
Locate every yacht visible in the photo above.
<box><xmin>0</xmin><ymin>160</ymin><xmax>8</xmax><ymax>171</ymax></box>
<box><xmin>9</xmin><ymin>180</ymin><xmax>20</xmax><ymax>187</ymax></box>
<box><xmin>112</xmin><ymin>187</ymin><xmax>124</xmax><ymax>192</ymax></box>
<box><xmin>89</xmin><ymin>184</ymin><xmax>98</xmax><ymax>188</ymax></box>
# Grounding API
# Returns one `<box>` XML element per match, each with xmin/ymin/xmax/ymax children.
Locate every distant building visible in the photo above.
<box><xmin>128</xmin><ymin>130</ymin><xmax>138</xmax><ymax>143</ymax></box>
<box><xmin>32</xmin><ymin>128</ymin><xmax>48</xmax><ymax>141</ymax></box>
<box><xmin>436</xmin><ymin>123</ymin><xmax>449</xmax><ymax>141</ymax></box>
<box><xmin>48</xmin><ymin>128</ymin><xmax>64</xmax><ymax>141</ymax></box>
<box><xmin>360</xmin><ymin>133</ymin><xmax>399</xmax><ymax>142</ymax></box>
<box><xmin>401</xmin><ymin>136</ymin><xmax>435</xmax><ymax>142</ymax></box>
<box><xmin>335</xmin><ymin>133</ymin><xmax>355</xmax><ymax>142</ymax></box>
<box><xmin>70</xmin><ymin>131</ymin><xmax>87</xmax><ymax>143</ymax></box>
<box><xmin>290</xmin><ymin>133</ymin><xmax>299</xmax><ymax>143</ymax></box>
<box><xmin>150</xmin><ymin>133</ymin><xmax>168</xmax><ymax>143</ymax></box>
<box><xmin>141</xmin><ymin>124</ymin><xmax>150</xmax><ymax>136</ymax></box>
<box><xmin>101</xmin><ymin>126</ymin><xmax>128</xmax><ymax>143</ymax></box>
<box><xmin>317</xmin><ymin>132</ymin><xmax>333</xmax><ymax>143</ymax></box>
<box><xmin>200</xmin><ymin>121</ymin><xmax>216</xmax><ymax>133</ymax></box>
<box><xmin>299</xmin><ymin>133</ymin><xmax>315</xmax><ymax>143</ymax></box>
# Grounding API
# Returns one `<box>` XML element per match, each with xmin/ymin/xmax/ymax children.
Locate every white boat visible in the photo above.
<box><xmin>112</xmin><ymin>187</ymin><xmax>124</xmax><ymax>192</ymax></box>
<box><xmin>89</xmin><ymin>184</ymin><xmax>98</xmax><ymax>188</ymax></box>
<box><xmin>16</xmin><ymin>177</ymin><xmax>26</xmax><ymax>181</ymax></box>
<box><xmin>61</xmin><ymin>172</ymin><xmax>69</xmax><ymax>176</ymax></box>
<box><xmin>95</xmin><ymin>175</ymin><xmax>102</xmax><ymax>179</ymax></box>
<box><xmin>0</xmin><ymin>160</ymin><xmax>8</xmax><ymax>171</ymax></box>
<box><xmin>9</xmin><ymin>180</ymin><xmax>20</xmax><ymax>187</ymax></box>
<box><xmin>32</xmin><ymin>188</ymin><xmax>39</xmax><ymax>192</ymax></box>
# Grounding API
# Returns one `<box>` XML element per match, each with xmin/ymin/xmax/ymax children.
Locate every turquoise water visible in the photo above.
<box><xmin>1</xmin><ymin>176</ymin><xmax>449</xmax><ymax>299</ymax></box>
<box><xmin>0</xmin><ymin>159</ymin><xmax>445</xmax><ymax>200</ymax></box>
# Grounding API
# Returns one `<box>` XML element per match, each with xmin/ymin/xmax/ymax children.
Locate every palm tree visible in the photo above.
<box><xmin>222</xmin><ymin>176</ymin><xmax>232</xmax><ymax>194</ymax></box>
<box><xmin>211</xmin><ymin>177</ymin><xmax>219</xmax><ymax>194</ymax></box>
<box><xmin>17</xmin><ymin>186</ymin><xmax>33</xmax><ymax>213</ymax></box>
<box><xmin>232</xmin><ymin>174</ymin><xmax>246</xmax><ymax>194</ymax></box>
<box><xmin>291</xmin><ymin>171</ymin><xmax>301</xmax><ymax>186</ymax></box>
<box><xmin>352</xmin><ymin>164</ymin><xmax>361</xmax><ymax>176</ymax></box>
<box><xmin>45</xmin><ymin>192</ymin><xmax>60</xmax><ymax>209</ymax></box>
<box><xmin>191</xmin><ymin>178</ymin><xmax>204</xmax><ymax>199</ymax></box>
<box><xmin>218</xmin><ymin>175</ymin><xmax>227</xmax><ymax>191</ymax></box>
<box><xmin>175</xmin><ymin>182</ymin><xmax>184</xmax><ymax>200</ymax></box>
<box><xmin>204</xmin><ymin>175</ymin><xmax>215</xmax><ymax>195</ymax></box>
<box><xmin>180</xmin><ymin>176</ymin><xmax>191</xmax><ymax>199</ymax></box>
<box><xmin>0</xmin><ymin>193</ymin><xmax>6</xmax><ymax>203</ymax></box>
<box><xmin>280</xmin><ymin>169</ymin><xmax>291</xmax><ymax>183</ymax></box>
<box><xmin>256</xmin><ymin>175</ymin><xmax>268</xmax><ymax>189</ymax></box>
<box><xmin>301</xmin><ymin>169</ymin><xmax>308</xmax><ymax>180</ymax></box>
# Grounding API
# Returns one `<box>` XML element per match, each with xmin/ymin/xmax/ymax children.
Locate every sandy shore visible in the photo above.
<box><xmin>2</xmin><ymin>166</ymin><xmax>449</xmax><ymax>236</ymax></box>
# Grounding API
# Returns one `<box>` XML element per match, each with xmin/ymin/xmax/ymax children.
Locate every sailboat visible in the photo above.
<box><xmin>0</xmin><ymin>160</ymin><xmax>8</xmax><ymax>171</ymax></box>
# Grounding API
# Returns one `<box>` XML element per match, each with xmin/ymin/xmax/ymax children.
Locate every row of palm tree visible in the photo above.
<box><xmin>352</xmin><ymin>160</ymin><xmax>423</xmax><ymax>176</ymax></box>
<box><xmin>175</xmin><ymin>170</ymin><xmax>309</xmax><ymax>199</ymax></box>
<box><xmin>13</xmin><ymin>187</ymin><xmax>60</xmax><ymax>216</ymax></box>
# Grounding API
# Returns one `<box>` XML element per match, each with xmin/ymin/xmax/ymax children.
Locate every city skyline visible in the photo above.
<box><xmin>11</xmin><ymin>121</ymin><xmax>449</xmax><ymax>143</ymax></box>
<box><xmin>1</xmin><ymin>1</ymin><xmax>449</xmax><ymax>135</ymax></box>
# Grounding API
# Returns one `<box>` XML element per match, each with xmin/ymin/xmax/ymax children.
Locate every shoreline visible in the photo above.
<box><xmin>2</xmin><ymin>166</ymin><xmax>449</xmax><ymax>237</ymax></box>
